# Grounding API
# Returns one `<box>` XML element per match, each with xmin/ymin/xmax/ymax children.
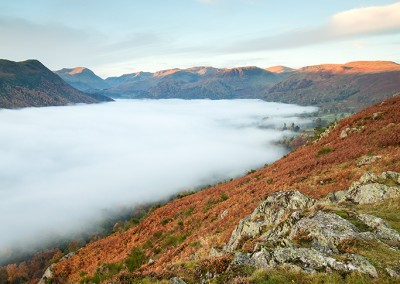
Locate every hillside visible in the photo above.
<box><xmin>0</xmin><ymin>59</ymin><xmax>112</xmax><ymax>109</ymax></box>
<box><xmin>44</xmin><ymin>95</ymin><xmax>400</xmax><ymax>283</ymax></box>
<box><xmin>265</xmin><ymin>61</ymin><xmax>400</xmax><ymax>113</ymax></box>
<box><xmin>55</xmin><ymin>67</ymin><xmax>110</xmax><ymax>91</ymax></box>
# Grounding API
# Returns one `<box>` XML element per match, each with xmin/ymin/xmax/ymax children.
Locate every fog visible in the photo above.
<box><xmin>0</xmin><ymin>99</ymin><xmax>316</xmax><ymax>262</ymax></box>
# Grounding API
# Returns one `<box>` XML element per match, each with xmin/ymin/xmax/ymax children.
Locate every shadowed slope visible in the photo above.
<box><xmin>0</xmin><ymin>59</ymin><xmax>112</xmax><ymax>109</ymax></box>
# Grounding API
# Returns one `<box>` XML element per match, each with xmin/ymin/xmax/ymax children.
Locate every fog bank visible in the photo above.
<box><xmin>0</xmin><ymin>99</ymin><xmax>316</xmax><ymax>261</ymax></box>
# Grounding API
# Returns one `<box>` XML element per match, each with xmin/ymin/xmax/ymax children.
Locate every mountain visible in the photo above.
<box><xmin>54</xmin><ymin>67</ymin><xmax>110</xmax><ymax>91</ymax></box>
<box><xmin>44</xmin><ymin>95</ymin><xmax>400</xmax><ymax>283</ymax></box>
<box><xmin>87</xmin><ymin>61</ymin><xmax>400</xmax><ymax>111</ymax></box>
<box><xmin>100</xmin><ymin>66</ymin><xmax>286</xmax><ymax>99</ymax></box>
<box><xmin>265</xmin><ymin>61</ymin><xmax>400</xmax><ymax>112</ymax></box>
<box><xmin>0</xmin><ymin>59</ymin><xmax>112</xmax><ymax>109</ymax></box>
<box><xmin>265</xmin><ymin>65</ymin><xmax>295</xmax><ymax>73</ymax></box>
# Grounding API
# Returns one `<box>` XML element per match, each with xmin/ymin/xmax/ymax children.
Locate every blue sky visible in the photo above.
<box><xmin>0</xmin><ymin>0</ymin><xmax>399</xmax><ymax>77</ymax></box>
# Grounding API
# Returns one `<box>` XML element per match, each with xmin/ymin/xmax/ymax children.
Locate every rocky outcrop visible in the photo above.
<box><xmin>219</xmin><ymin>171</ymin><xmax>400</xmax><ymax>278</ymax></box>
<box><xmin>356</xmin><ymin>214</ymin><xmax>400</xmax><ymax>243</ymax></box>
<box><xmin>343</xmin><ymin>171</ymin><xmax>400</xmax><ymax>204</ymax></box>
<box><xmin>224</xmin><ymin>191</ymin><xmax>315</xmax><ymax>252</ymax></box>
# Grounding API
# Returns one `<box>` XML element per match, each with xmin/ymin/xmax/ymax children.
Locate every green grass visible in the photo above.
<box><xmin>317</xmin><ymin>147</ymin><xmax>333</xmax><ymax>156</ymax></box>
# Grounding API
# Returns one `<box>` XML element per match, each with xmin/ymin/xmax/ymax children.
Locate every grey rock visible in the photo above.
<box><xmin>357</xmin><ymin>214</ymin><xmax>400</xmax><ymax>242</ymax></box>
<box><xmin>344</xmin><ymin>171</ymin><xmax>400</xmax><ymax>204</ymax></box>
<box><xmin>169</xmin><ymin>277</ymin><xmax>187</xmax><ymax>284</ymax></box>
<box><xmin>356</xmin><ymin>155</ymin><xmax>382</xmax><ymax>166</ymax></box>
<box><xmin>220</xmin><ymin>209</ymin><xmax>229</xmax><ymax>220</ymax></box>
<box><xmin>386</xmin><ymin>267</ymin><xmax>399</xmax><ymax>278</ymax></box>
<box><xmin>38</xmin><ymin>264</ymin><xmax>54</xmax><ymax>284</ymax></box>
<box><xmin>231</xmin><ymin>252</ymin><xmax>255</xmax><ymax>267</ymax></box>
<box><xmin>250</xmin><ymin>247</ymin><xmax>377</xmax><ymax>277</ymax></box>
<box><xmin>225</xmin><ymin>191</ymin><xmax>314</xmax><ymax>252</ymax></box>
<box><xmin>209</xmin><ymin>246</ymin><xmax>225</xmax><ymax>257</ymax></box>
<box><xmin>289</xmin><ymin>211</ymin><xmax>359</xmax><ymax>254</ymax></box>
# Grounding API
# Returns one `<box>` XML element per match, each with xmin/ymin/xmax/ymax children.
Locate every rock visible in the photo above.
<box><xmin>248</xmin><ymin>248</ymin><xmax>377</xmax><ymax>277</ymax></box>
<box><xmin>344</xmin><ymin>171</ymin><xmax>400</xmax><ymax>204</ymax></box>
<box><xmin>339</xmin><ymin>126</ymin><xmax>364</xmax><ymax>139</ymax></box>
<box><xmin>38</xmin><ymin>264</ymin><xmax>54</xmax><ymax>284</ymax></box>
<box><xmin>224</xmin><ymin>191</ymin><xmax>315</xmax><ymax>252</ymax></box>
<box><xmin>169</xmin><ymin>277</ymin><xmax>187</xmax><ymax>284</ymax></box>
<box><xmin>260</xmin><ymin>210</ymin><xmax>303</xmax><ymax>247</ymax></box>
<box><xmin>386</xmin><ymin>267</ymin><xmax>399</xmax><ymax>278</ymax></box>
<box><xmin>356</xmin><ymin>214</ymin><xmax>400</xmax><ymax>242</ymax></box>
<box><xmin>209</xmin><ymin>246</ymin><xmax>225</xmax><ymax>257</ymax></box>
<box><xmin>220</xmin><ymin>209</ymin><xmax>229</xmax><ymax>220</ymax></box>
<box><xmin>231</xmin><ymin>252</ymin><xmax>255</xmax><ymax>267</ymax></box>
<box><xmin>340</xmin><ymin>129</ymin><xmax>348</xmax><ymax>138</ymax></box>
<box><xmin>356</xmin><ymin>155</ymin><xmax>382</xmax><ymax>166</ymax></box>
<box><xmin>319</xmin><ymin>190</ymin><xmax>346</xmax><ymax>204</ymax></box>
<box><xmin>289</xmin><ymin>211</ymin><xmax>359</xmax><ymax>254</ymax></box>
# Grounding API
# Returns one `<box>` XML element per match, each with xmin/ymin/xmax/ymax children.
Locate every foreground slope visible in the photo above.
<box><xmin>265</xmin><ymin>61</ymin><xmax>400</xmax><ymax>112</ymax></box>
<box><xmin>0</xmin><ymin>59</ymin><xmax>112</xmax><ymax>109</ymax></box>
<box><xmin>51</xmin><ymin>95</ymin><xmax>400</xmax><ymax>282</ymax></box>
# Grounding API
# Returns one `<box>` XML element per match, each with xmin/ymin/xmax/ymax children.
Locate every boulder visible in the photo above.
<box><xmin>344</xmin><ymin>171</ymin><xmax>400</xmax><ymax>204</ymax></box>
<box><xmin>289</xmin><ymin>211</ymin><xmax>359</xmax><ymax>254</ymax></box>
<box><xmin>356</xmin><ymin>214</ymin><xmax>400</xmax><ymax>243</ymax></box>
<box><xmin>224</xmin><ymin>191</ymin><xmax>315</xmax><ymax>252</ymax></box>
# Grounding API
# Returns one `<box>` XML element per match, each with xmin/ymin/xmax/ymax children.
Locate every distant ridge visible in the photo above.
<box><xmin>54</xmin><ymin>60</ymin><xmax>400</xmax><ymax>113</ymax></box>
<box><xmin>55</xmin><ymin>67</ymin><xmax>110</xmax><ymax>91</ymax></box>
<box><xmin>0</xmin><ymin>59</ymin><xmax>112</xmax><ymax>109</ymax></box>
<box><xmin>265</xmin><ymin>65</ymin><xmax>295</xmax><ymax>73</ymax></box>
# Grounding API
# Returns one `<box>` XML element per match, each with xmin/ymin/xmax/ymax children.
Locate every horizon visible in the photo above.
<box><xmin>0</xmin><ymin>0</ymin><xmax>399</xmax><ymax>77</ymax></box>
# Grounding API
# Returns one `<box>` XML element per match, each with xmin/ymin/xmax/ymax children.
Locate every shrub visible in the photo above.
<box><xmin>220</xmin><ymin>192</ymin><xmax>229</xmax><ymax>201</ymax></box>
<box><xmin>317</xmin><ymin>147</ymin><xmax>333</xmax><ymax>156</ymax></box>
<box><xmin>125</xmin><ymin>247</ymin><xmax>146</xmax><ymax>272</ymax></box>
<box><xmin>161</xmin><ymin>218</ymin><xmax>172</xmax><ymax>226</ymax></box>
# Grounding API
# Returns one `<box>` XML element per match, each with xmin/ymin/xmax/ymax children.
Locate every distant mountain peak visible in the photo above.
<box><xmin>55</xmin><ymin>67</ymin><xmax>109</xmax><ymax>91</ymax></box>
<box><xmin>265</xmin><ymin>65</ymin><xmax>295</xmax><ymax>73</ymax></box>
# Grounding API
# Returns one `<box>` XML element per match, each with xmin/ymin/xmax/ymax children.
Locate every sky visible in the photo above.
<box><xmin>0</xmin><ymin>99</ymin><xmax>316</xmax><ymax>263</ymax></box>
<box><xmin>0</xmin><ymin>0</ymin><xmax>399</xmax><ymax>77</ymax></box>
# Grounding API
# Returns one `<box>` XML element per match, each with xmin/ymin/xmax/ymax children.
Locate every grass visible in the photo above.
<box><xmin>125</xmin><ymin>247</ymin><xmax>146</xmax><ymax>272</ymax></box>
<box><xmin>352</xmin><ymin>198</ymin><xmax>400</xmax><ymax>233</ymax></box>
<box><xmin>317</xmin><ymin>147</ymin><xmax>333</xmax><ymax>156</ymax></box>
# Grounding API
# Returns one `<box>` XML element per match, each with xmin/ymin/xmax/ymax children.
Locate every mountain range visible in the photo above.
<box><xmin>0</xmin><ymin>59</ymin><xmax>112</xmax><ymax>109</ymax></box>
<box><xmin>58</xmin><ymin>61</ymin><xmax>400</xmax><ymax>112</ymax></box>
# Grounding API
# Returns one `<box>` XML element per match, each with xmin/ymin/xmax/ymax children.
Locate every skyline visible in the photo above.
<box><xmin>0</xmin><ymin>0</ymin><xmax>399</xmax><ymax>78</ymax></box>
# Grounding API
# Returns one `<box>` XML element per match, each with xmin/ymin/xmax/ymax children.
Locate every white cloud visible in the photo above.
<box><xmin>224</xmin><ymin>2</ymin><xmax>400</xmax><ymax>52</ymax></box>
<box><xmin>0</xmin><ymin>100</ymin><xmax>316</xmax><ymax>263</ymax></box>
<box><xmin>331</xmin><ymin>2</ymin><xmax>400</xmax><ymax>36</ymax></box>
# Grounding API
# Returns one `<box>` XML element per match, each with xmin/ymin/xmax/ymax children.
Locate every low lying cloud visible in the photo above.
<box><xmin>0</xmin><ymin>99</ymin><xmax>316</xmax><ymax>262</ymax></box>
<box><xmin>227</xmin><ymin>2</ymin><xmax>400</xmax><ymax>52</ymax></box>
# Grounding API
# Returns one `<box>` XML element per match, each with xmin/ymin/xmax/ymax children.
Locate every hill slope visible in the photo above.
<box><xmin>0</xmin><ymin>59</ymin><xmax>112</xmax><ymax>109</ymax></box>
<box><xmin>50</xmin><ymin>95</ymin><xmax>400</xmax><ymax>282</ymax></box>
<box><xmin>55</xmin><ymin>67</ymin><xmax>110</xmax><ymax>91</ymax></box>
<box><xmin>265</xmin><ymin>61</ymin><xmax>400</xmax><ymax>112</ymax></box>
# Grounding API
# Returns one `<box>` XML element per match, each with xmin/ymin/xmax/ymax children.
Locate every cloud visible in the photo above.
<box><xmin>0</xmin><ymin>100</ymin><xmax>317</xmax><ymax>263</ymax></box>
<box><xmin>331</xmin><ymin>2</ymin><xmax>400</xmax><ymax>36</ymax></box>
<box><xmin>225</xmin><ymin>2</ymin><xmax>400</xmax><ymax>52</ymax></box>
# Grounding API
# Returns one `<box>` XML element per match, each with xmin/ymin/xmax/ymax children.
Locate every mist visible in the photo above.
<box><xmin>0</xmin><ymin>99</ymin><xmax>316</xmax><ymax>262</ymax></box>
